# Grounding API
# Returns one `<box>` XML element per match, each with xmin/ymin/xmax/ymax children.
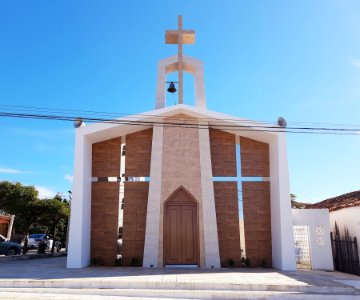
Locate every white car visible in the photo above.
<box><xmin>28</xmin><ymin>234</ymin><xmax>61</xmax><ymax>252</ymax></box>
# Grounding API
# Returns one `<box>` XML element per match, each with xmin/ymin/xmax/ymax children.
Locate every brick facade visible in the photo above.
<box><xmin>214</xmin><ymin>181</ymin><xmax>242</xmax><ymax>267</ymax></box>
<box><xmin>242</xmin><ymin>181</ymin><xmax>272</xmax><ymax>267</ymax></box>
<box><xmin>240</xmin><ymin>137</ymin><xmax>270</xmax><ymax>177</ymax></box>
<box><xmin>92</xmin><ymin>137</ymin><xmax>121</xmax><ymax>177</ymax></box>
<box><xmin>209</xmin><ymin>128</ymin><xmax>237</xmax><ymax>177</ymax></box>
<box><xmin>122</xmin><ymin>182</ymin><xmax>149</xmax><ymax>266</ymax></box>
<box><xmin>91</xmin><ymin>182</ymin><xmax>120</xmax><ymax>266</ymax></box>
<box><xmin>122</xmin><ymin>128</ymin><xmax>152</xmax><ymax>266</ymax></box>
<box><xmin>89</xmin><ymin>126</ymin><xmax>272</xmax><ymax>268</ymax></box>
<box><xmin>91</xmin><ymin>137</ymin><xmax>121</xmax><ymax>266</ymax></box>
<box><xmin>125</xmin><ymin>128</ymin><xmax>153</xmax><ymax>177</ymax></box>
<box><xmin>210</xmin><ymin>129</ymin><xmax>241</xmax><ymax>267</ymax></box>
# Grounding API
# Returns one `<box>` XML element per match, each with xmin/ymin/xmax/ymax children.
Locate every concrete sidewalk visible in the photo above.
<box><xmin>0</xmin><ymin>256</ymin><xmax>359</xmax><ymax>299</ymax></box>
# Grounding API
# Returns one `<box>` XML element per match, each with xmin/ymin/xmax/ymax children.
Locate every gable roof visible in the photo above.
<box><xmin>77</xmin><ymin>104</ymin><xmax>281</xmax><ymax>144</ymax></box>
<box><xmin>308</xmin><ymin>190</ymin><xmax>360</xmax><ymax>212</ymax></box>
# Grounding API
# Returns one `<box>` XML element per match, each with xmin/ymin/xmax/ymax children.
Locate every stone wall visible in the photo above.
<box><xmin>159</xmin><ymin>114</ymin><xmax>204</xmax><ymax>267</ymax></box>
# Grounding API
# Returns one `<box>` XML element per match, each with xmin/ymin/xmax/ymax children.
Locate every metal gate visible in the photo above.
<box><xmin>293</xmin><ymin>226</ymin><xmax>312</xmax><ymax>269</ymax></box>
<box><xmin>331</xmin><ymin>222</ymin><xmax>360</xmax><ymax>276</ymax></box>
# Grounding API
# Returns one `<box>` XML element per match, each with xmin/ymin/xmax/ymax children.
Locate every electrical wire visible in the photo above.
<box><xmin>0</xmin><ymin>104</ymin><xmax>359</xmax><ymax>128</ymax></box>
<box><xmin>0</xmin><ymin>111</ymin><xmax>359</xmax><ymax>135</ymax></box>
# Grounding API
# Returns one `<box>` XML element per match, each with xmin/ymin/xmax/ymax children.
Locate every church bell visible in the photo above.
<box><xmin>167</xmin><ymin>81</ymin><xmax>177</xmax><ymax>94</ymax></box>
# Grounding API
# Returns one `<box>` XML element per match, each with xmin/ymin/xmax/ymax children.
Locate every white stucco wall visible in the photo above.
<box><xmin>143</xmin><ymin>125</ymin><xmax>163</xmax><ymax>267</ymax></box>
<box><xmin>67</xmin><ymin>134</ymin><xmax>92</xmax><ymax>268</ymax></box>
<box><xmin>292</xmin><ymin>209</ymin><xmax>334</xmax><ymax>270</ymax></box>
<box><xmin>329</xmin><ymin>206</ymin><xmax>360</xmax><ymax>259</ymax></box>
<box><xmin>269</xmin><ymin>133</ymin><xmax>296</xmax><ymax>271</ymax></box>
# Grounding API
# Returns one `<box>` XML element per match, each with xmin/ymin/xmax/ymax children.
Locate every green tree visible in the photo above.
<box><xmin>38</xmin><ymin>195</ymin><xmax>70</xmax><ymax>253</ymax></box>
<box><xmin>0</xmin><ymin>181</ymin><xmax>71</xmax><ymax>254</ymax></box>
<box><xmin>0</xmin><ymin>181</ymin><xmax>46</xmax><ymax>253</ymax></box>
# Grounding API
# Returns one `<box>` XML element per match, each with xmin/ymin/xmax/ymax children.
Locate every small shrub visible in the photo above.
<box><xmin>228</xmin><ymin>259</ymin><xmax>235</xmax><ymax>268</ymax></box>
<box><xmin>90</xmin><ymin>257</ymin><xmax>99</xmax><ymax>266</ymax></box>
<box><xmin>241</xmin><ymin>257</ymin><xmax>251</xmax><ymax>267</ymax></box>
<box><xmin>260</xmin><ymin>259</ymin><xmax>266</xmax><ymax>268</ymax></box>
<box><xmin>241</xmin><ymin>257</ymin><xmax>246</xmax><ymax>267</ymax></box>
<box><xmin>131</xmin><ymin>257</ymin><xmax>139</xmax><ymax>267</ymax></box>
<box><xmin>114</xmin><ymin>258</ymin><xmax>122</xmax><ymax>267</ymax></box>
<box><xmin>90</xmin><ymin>257</ymin><xmax>104</xmax><ymax>266</ymax></box>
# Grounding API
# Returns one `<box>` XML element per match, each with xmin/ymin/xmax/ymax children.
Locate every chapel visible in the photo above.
<box><xmin>67</xmin><ymin>17</ymin><xmax>296</xmax><ymax>270</ymax></box>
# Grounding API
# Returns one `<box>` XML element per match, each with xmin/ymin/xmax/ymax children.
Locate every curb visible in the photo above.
<box><xmin>0</xmin><ymin>279</ymin><xmax>357</xmax><ymax>295</ymax></box>
<box><xmin>0</xmin><ymin>288</ymin><xmax>360</xmax><ymax>300</ymax></box>
<box><xmin>0</xmin><ymin>252</ymin><xmax>67</xmax><ymax>263</ymax></box>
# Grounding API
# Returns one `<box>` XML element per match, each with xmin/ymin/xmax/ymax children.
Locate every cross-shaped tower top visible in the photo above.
<box><xmin>165</xmin><ymin>16</ymin><xmax>195</xmax><ymax>104</ymax></box>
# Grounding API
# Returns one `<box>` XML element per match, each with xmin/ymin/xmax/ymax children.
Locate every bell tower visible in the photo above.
<box><xmin>156</xmin><ymin>16</ymin><xmax>206</xmax><ymax>109</ymax></box>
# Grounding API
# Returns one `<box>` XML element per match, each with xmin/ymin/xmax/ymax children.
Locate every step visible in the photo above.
<box><xmin>0</xmin><ymin>288</ymin><xmax>359</xmax><ymax>300</ymax></box>
<box><xmin>0</xmin><ymin>279</ymin><xmax>357</xmax><ymax>295</ymax></box>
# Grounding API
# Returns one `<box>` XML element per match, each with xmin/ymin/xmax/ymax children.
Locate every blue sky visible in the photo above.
<box><xmin>0</xmin><ymin>1</ymin><xmax>359</xmax><ymax>202</ymax></box>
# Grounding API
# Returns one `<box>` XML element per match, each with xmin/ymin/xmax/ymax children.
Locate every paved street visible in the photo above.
<box><xmin>0</xmin><ymin>256</ymin><xmax>359</xmax><ymax>299</ymax></box>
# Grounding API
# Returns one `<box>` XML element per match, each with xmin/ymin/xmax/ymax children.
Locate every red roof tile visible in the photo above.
<box><xmin>307</xmin><ymin>190</ymin><xmax>360</xmax><ymax>212</ymax></box>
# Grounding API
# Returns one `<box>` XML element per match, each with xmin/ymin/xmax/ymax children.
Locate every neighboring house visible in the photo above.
<box><xmin>67</xmin><ymin>18</ymin><xmax>296</xmax><ymax>270</ymax></box>
<box><xmin>308</xmin><ymin>190</ymin><xmax>360</xmax><ymax>260</ymax></box>
<box><xmin>0</xmin><ymin>212</ymin><xmax>15</xmax><ymax>240</ymax></box>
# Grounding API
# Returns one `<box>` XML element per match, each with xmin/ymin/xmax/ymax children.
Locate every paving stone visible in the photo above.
<box><xmin>0</xmin><ymin>257</ymin><xmax>359</xmax><ymax>299</ymax></box>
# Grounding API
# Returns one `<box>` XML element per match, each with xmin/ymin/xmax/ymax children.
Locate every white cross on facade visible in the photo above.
<box><xmin>213</xmin><ymin>136</ymin><xmax>270</xmax><ymax>256</ymax></box>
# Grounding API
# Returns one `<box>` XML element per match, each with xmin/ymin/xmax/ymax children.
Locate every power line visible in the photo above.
<box><xmin>0</xmin><ymin>104</ymin><xmax>359</xmax><ymax>128</ymax></box>
<box><xmin>0</xmin><ymin>111</ymin><xmax>359</xmax><ymax>135</ymax></box>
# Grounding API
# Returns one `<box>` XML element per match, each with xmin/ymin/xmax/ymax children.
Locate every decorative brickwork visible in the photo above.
<box><xmin>122</xmin><ymin>181</ymin><xmax>149</xmax><ymax>266</ymax></box>
<box><xmin>92</xmin><ymin>137</ymin><xmax>121</xmax><ymax>177</ymax></box>
<box><xmin>91</xmin><ymin>182</ymin><xmax>120</xmax><ymax>266</ymax></box>
<box><xmin>209</xmin><ymin>129</ymin><xmax>237</xmax><ymax>177</ymax></box>
<box><xmin>214</xmin><ymin>181</ymin><xmax>241</xmax><ymax>267</ymax></box>
<box><xmin>242</xmin><ymin>181</ymin><xmax>272</xmax><ymax>267</ymax></box>
<box><xmin>160</xmin><ymin>114</ymin><xmax>204</xmax><ymax>266</ymax></box>
<box><xmin>240</xmin><ymin>137</ymin><xmax>270</xmax><ymax>177</ymax></box>
<box><xmin>125</xmin><ymin>128</ymin><xmax>153</xmax><ymax>177</ymax></box>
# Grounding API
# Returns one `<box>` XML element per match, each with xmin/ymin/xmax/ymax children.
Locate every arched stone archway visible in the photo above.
<box><xmin>163</xmin><ymin>187</ymin><xmax>199</xmax><ymax>265</ymax></box>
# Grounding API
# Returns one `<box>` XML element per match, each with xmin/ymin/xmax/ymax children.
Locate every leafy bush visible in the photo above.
<box><xmin>114</xmin><ymin>258</ymin><xmax>122</xmax><ymax>267</ymax></box>
<box><xmin>90</xmin><ymin>257</ymin><xmax>103</xmax><ymax>266</ymax></box>
<box><xmin>241</xmin><ymin>257</ymin><xmax>251</xmax><ymax>267</ymax></box>
<box><xmin>131</xmin><ymin>257</ymin><xmax>139</xmax><ymax>267</ymax></box>
<box><xmin>228</xmin><ymin>259</ymin><xmax>235</xmax><ymax>268</ymax></box>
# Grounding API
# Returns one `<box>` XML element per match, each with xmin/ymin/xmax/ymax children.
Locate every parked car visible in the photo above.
<box><xmin>27</xmin><ymin>234</ymin><xmax>62</xmax><ymax>252</ymax></box>
<box><xmin>0</xmin><ymin>234</ymin><xmax>22</xmax><ymax>256</ymax></box>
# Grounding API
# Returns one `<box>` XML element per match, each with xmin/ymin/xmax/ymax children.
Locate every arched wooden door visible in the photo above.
<box><xmin>164</xmin><ymin>188</ymin><xmax>199</xmax><ymax>265</ymax></box>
